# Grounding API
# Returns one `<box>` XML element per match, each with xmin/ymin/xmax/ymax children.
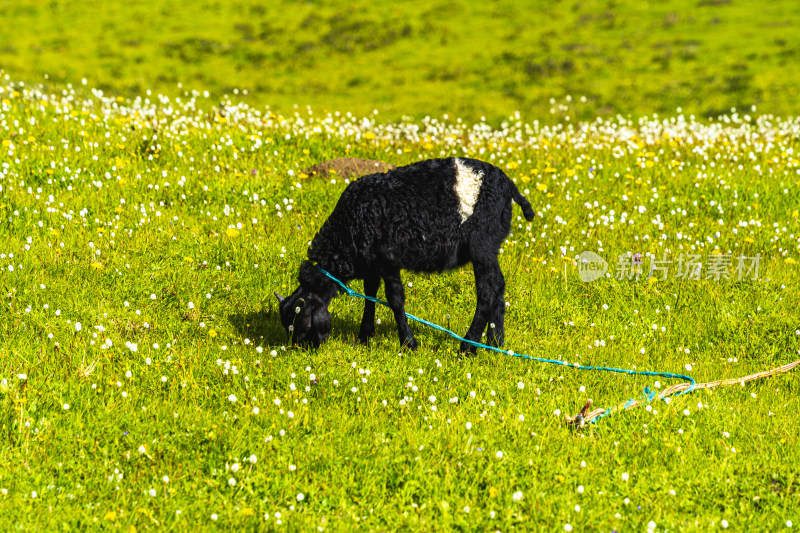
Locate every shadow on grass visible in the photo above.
<box><xmin>227</xmin><ymin>308</ymin><xmax>289</xmax><ymax>347</ymax></box>
<box><xmin>227</xmin><ymin>301</ymin><xmax>469</xmax><ymax>352</ymax></box>
<box><xmin>227</xmin><ymin>308</ymin><xmax>368</xmax><ymax>348</ymax></box>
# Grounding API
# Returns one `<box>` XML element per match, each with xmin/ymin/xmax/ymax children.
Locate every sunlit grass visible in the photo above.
<box><xmin>3</xmin><ymin>0</ymin><xmax>800</xmax><ymax>123</ymax></box>
<box><xmin>0</xmin><ymin>76</ymin><xmax>798</xmax><ymax>530</ymax></box>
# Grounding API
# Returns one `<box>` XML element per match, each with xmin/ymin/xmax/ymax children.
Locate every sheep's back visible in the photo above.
<box><xmin>308</xmin><ymin>158</ymin><xmax>514</xmax><ymax>276</ymax></box>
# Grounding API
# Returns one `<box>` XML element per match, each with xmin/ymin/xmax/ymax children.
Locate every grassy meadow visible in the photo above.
<box><xmin>1</xmin><ymin>0</ymin><xmax>800</xmax><ymax>531</ymax></box>
<box><xmin>2</xmin><ymin>0</ymin><xmax>800</xmax><ymax>122</ymax></box>
<box><xmin>1</xmin><ymin>76</ymin><xmax>799</xmax><ymax>531</ymax></box>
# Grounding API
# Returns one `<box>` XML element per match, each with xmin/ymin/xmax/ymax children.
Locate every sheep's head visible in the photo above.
<box><xmin>275</xmin><ymin>289</ymin><xmax>331</xmax><ymax>348</ymax></box>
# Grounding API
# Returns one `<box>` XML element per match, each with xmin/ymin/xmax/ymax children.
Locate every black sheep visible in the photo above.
<box><xmin>275</xmin><ymin>157</ymin><xmax>535</xmax><ymax>352</ymax></box>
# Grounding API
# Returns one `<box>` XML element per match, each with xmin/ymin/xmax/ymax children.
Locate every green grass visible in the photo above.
<box><xmin>2</xmin><ymin>0</ymin><xmax>800</xmax><ymax>123</ymax></box>
<box><xmin>1</xmin><ymin>2</ymin><xmax>800</xmax><ymax>528</ymax></box>
<box><xmin>0</xmin><ymin>78</ymin><xmax>799</xmax><ymax>530</ymax></box>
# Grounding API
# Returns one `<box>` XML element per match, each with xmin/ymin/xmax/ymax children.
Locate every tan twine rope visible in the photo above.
<box><xmin>565</xmin><ymin>359</ymin><xmax>800</xmax><ymax>429</ymax></box>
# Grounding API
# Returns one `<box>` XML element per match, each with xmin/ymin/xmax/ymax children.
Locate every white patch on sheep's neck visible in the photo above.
<box><xmin>453</xmin><ymin>159</ymin><xmax>484</xmax><ymax>223</ymax></box>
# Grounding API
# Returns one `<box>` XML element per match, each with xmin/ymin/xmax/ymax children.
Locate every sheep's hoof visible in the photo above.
<box><xmin>402</xmin><ymin>337</ymin><xmax>419</xmax><ymax>350</ymax></box>
<box><xmin>459</xmin><ymin>341</ymin><xmax>478</xmax><ymax>355</ymax></box>
<box><xmin>358</xmin><ymin>329</ymin><xmax>375</xmax><ymax>344</ymax></box>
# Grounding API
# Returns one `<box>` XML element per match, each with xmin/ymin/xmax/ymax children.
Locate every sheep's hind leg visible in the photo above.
<box><xmin>383</xmin><ymin>269</ymin><xmax>418</xmax><ymax>350</ymax></box>
<box><xmin>460</xmin><ymin>259</ymin><xmax>504</xmax><ymax>353</ymax></box>
<box><xmin>358</xmin><ymin>274</ymin><xmax>381</xmax><ymax>344</ymax></box>
<box><xmin>486</xmin><ymin>271</ymin><xmax>506</xmax><ymax>347</ymax></box>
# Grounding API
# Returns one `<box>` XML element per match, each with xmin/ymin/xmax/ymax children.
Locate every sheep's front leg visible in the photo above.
<box><xmin>383</xmin><ymin>269</ymin><xmax>418</xmax><ymax>350</ymax></box>
<box><xmin>461</xmin><ymin>259</ymin><xmax>504</xmax><ymax>353</ymax></box>
<box><xmin>358</xmin><ymin>274</ymin><xmax>381</xmax><ymax>344</ymax></box>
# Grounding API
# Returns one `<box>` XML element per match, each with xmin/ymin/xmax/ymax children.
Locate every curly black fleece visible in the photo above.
<box><xmin>279</xmin><ymin>157</ymin><xmax>535</xmax><ymax>352</ymax></box>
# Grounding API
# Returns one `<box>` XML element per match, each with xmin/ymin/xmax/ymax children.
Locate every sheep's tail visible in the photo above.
<box><xmin>510</xmin><ymin>183</ymin><xmax>535</xmax><ymax>221</ymax></box>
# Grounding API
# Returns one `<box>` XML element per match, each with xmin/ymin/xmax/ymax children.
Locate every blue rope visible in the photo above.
<box><xmin>314</xmin><ymin>265</ymin><xmax>696</xmax><ymax>423</ymax></box>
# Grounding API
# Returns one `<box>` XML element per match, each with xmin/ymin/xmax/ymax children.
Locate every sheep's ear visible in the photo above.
<box><xmin>274</xmin><ymin>291</ymin><xmax>285</xmax><ymax>303</ymax></box>
<box><xmin>298</xmin><ymin>298</ymin><xmax>306</xmax><ymax>308</ymax></box>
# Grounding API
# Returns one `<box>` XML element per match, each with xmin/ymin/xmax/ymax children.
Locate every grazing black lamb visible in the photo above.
<box><xmin>275</xmin><ymin>157</ymin><xmax>535</xmax><ymax>352</ymax></box>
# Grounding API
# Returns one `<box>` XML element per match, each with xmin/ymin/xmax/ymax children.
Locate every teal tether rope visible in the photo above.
<box><xmin>315</xmin><ymin>265</ymin><xmax>696</xmax><ymax>425</ymax></box>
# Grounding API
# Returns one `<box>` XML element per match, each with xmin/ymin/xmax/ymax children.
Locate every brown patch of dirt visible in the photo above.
<box><xmin>302</xmin><ymin>158</ymin><xmax>394</xmax><ymax>179</ymax></box>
